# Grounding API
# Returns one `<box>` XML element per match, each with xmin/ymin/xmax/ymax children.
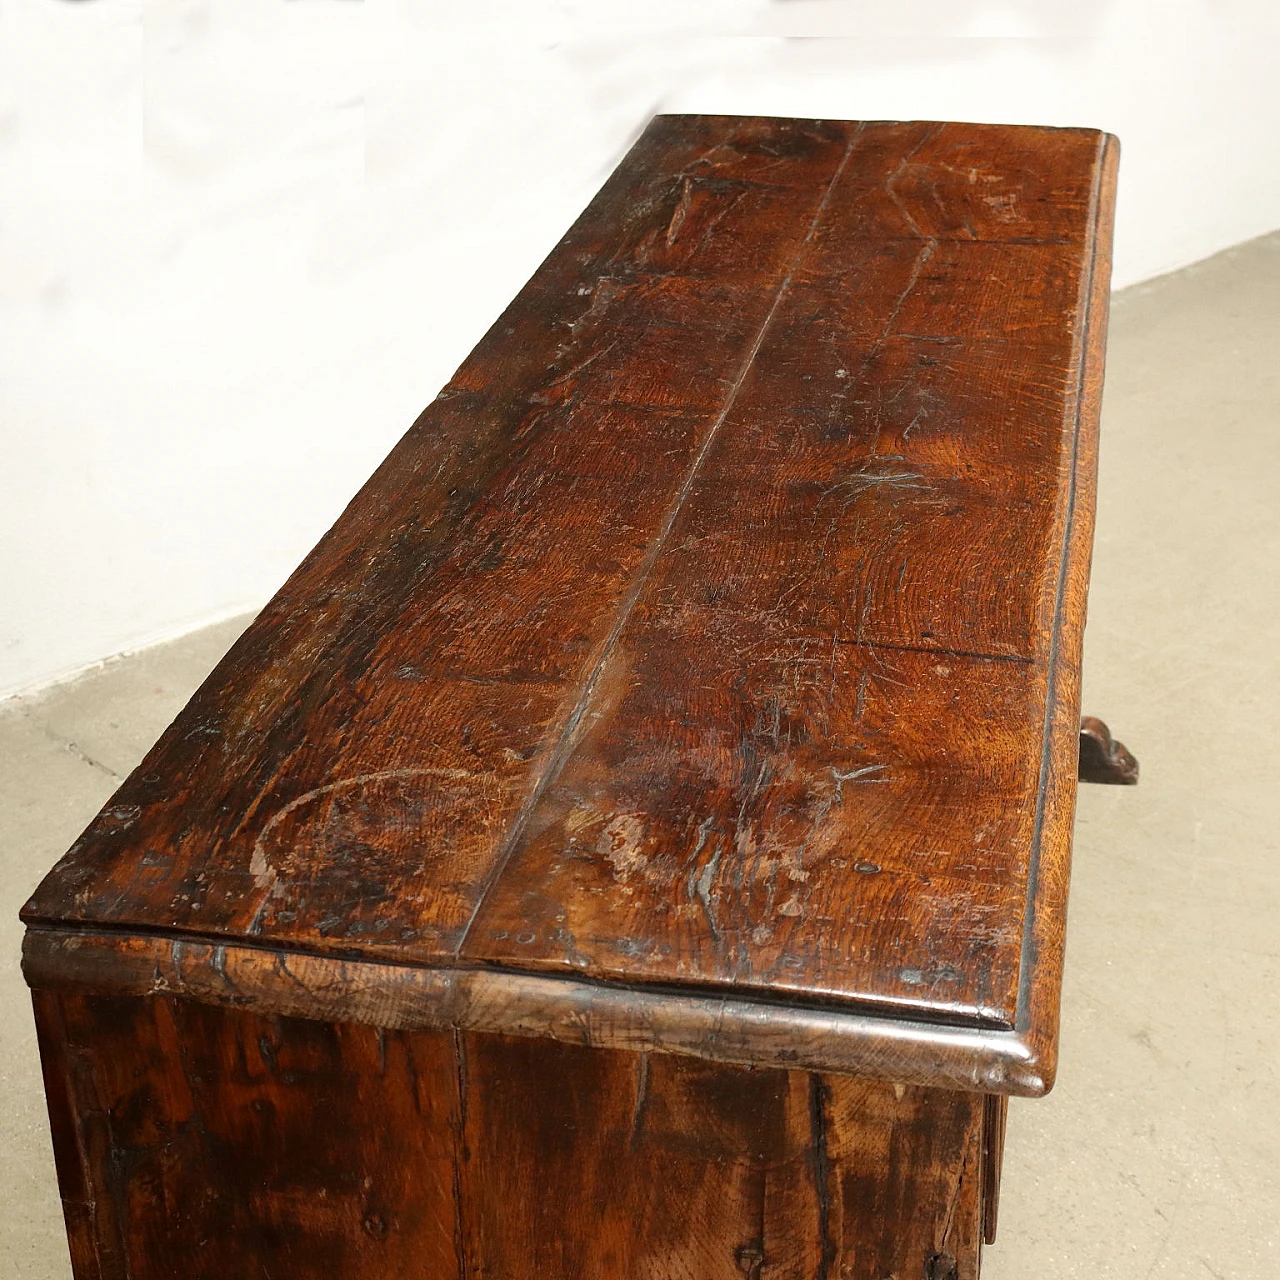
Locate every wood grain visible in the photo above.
<box><xmin>22</xmin><ymin>116</ymin><xmax>1119</xmax><ymax>1085</ymax></box>
<box><xmin>33</xmin><ymin>991</ymin><xmax>461</xmax><ymax>1280</ymax></box>
<box><xmin>34</xmin><ymin>990</ymin><xmax>992</xmax><ymax>1280</ymax></box>
<box><xmin>23</xmin><ymin>928</ymin><xmax>1051</xmax><ymax>1094</ymax></box>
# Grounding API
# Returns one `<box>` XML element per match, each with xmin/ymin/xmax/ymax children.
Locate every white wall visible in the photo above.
<box><xmin>3</xmin><ymin>0</ymin><xmax>1278</xmax><ymax>698</ymax></box>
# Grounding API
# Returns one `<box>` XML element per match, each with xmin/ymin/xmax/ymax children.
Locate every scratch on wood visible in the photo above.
<box><xmin>665</xmin><ymin>176</ymin><xmax>694</xmax><ymax>245</ymax></box>
<box><xmin>686</xmin><ymin>816</ymin><xmax>722</xmax><ymax>941</ymax></box>
<box><xmin>884</xmin><ymin>124</ymin><xmax>940</xmax><ymax>238</ymax></box>
<box><xmin>830</xmin><ymin>764</ymin><xmax>889</xmax><ymax>804</ymax></box>
<box><xmin>842</xmin><ymin>638</ymin><xmax>1033</xmax><ymax>666</ymax></box>
<box><xmin>881</xmin><ymin>241</ymin><xmax>937</xmax><ymax>343</ymax></box>
<box><xmin>541</xmin><ymin>339</ymin><xmax>619</xmax><ymax>397</ymax></box>
<box><xmin>628</xmin><ymin>1052</ymin><xmax>651</xmax><ymax>1149</ymax></box>
<box><xmin>820</xmin><ymin>467</ymin><xmax>932</xmax><ymax>501</ymax></box>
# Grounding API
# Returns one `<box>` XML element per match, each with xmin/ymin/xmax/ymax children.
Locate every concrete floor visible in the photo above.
<box><xmin>3</xmin><ymin>230</ymin><xmax>1278</xmax><ymax>1278</ymax></box>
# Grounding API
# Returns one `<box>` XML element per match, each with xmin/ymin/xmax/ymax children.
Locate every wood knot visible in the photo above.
<box><xmin>925</xmin><ymin>1252</ymin><xmax>958</xmax><ymax>1280</ymax></box>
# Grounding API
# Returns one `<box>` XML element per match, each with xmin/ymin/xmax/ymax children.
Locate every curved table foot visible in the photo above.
<box><xmin>1078</xmin><ymin>717</ymin><xmax>1139</xmax><ymax>785</ymax></box>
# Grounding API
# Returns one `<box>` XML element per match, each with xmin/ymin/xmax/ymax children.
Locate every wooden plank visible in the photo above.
<box><xmin>22</xmin><ymin>116</ymin><xmax>1118</xmax><ymax>1079</ymax></box>
<box><xmin>466</xmin><ymin>644</ymin><xmax>1041</xmax><ymax>1025</ymax></box>
<box><xmin>32</xmin><ymin>991</ymin><xmax>461</xmax><ymax>1280</ymax></box>
<box><xmin>455</xmin><ymin>1032</ymin><xmax>821</xmax><ymax>1279</ymax></box>
<box><xmin>801</xmin><ymin>118</ymin><xmax>1105</xmax><ymax>246</ymax></box>
<box><xmin>821</xmin><ymin>1074</ymin><xmax>985</xmax><ymax>1279</ymax></box>
<box><xmin>456</xmin><ymin>1033</ymin><xmax>984</xmax><ymax>1279</ymax></box>
<box><xmin>465</xmin><ymin>125</ymin><xmax>1113</xmax><ymax>1029</ymax></box>
<box><xmin>1013</xmin><ymin>129</ymin><xmax>1119</xmax><ymax>1087</ymax></box>
<box><xmin>34</xmin><ymin>990</ymin><xmax>986</xmax><ymax>1279</ymax></box>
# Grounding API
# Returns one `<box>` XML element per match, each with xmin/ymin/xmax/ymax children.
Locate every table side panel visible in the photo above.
<box><xmin>33</xmin><ymin>988</ymin><xmax>986</xmax><ymax>1280</ymax></box>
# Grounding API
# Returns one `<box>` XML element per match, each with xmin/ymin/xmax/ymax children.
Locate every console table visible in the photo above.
<box><xmin>23</xmin><ymin>114</ymin><xmax>1134</xmax><ymax>1280</ymax></box>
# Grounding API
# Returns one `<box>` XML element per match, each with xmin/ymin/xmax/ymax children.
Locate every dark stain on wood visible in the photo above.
<box><xmin>1078</xmin><ymin>716</ymin><xmax>1140</xmax><ymax>784</ymax></box>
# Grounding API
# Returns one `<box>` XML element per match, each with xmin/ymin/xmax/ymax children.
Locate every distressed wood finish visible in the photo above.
<box><xmin>21</xmin><ymin>928</ymin><xmax>1047</xmax><ymax>1093</ymax></box>
<box><xmin>34</xmin><ymin>990</ymin><xmax>995</xmax><ymax>1280</ymax></box>
<box><xmin>22</xmin><ymin>114</ymin><xmax>1124</xmax><ymax>1279</ymax></box>
<box><xmin>22</xmin><ymin>116</ymin><xmax>1119</xmax><ymax>1086</ymax></box>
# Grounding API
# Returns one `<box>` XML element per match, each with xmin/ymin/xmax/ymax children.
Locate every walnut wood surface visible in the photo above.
<box><xmin>22</xmin><ymin>116</ymin><xmax>1119</xmax><ymax>1082</ymax></box>
<box><xmin>34</xmin><ymin>990</ymin><xmax>993</xmax><ymax>1280</ymax></box>
<box><xmin>22</xmin><ymin>928</ymin><xmax>1051</xmax><ymax>1094</ymax></box>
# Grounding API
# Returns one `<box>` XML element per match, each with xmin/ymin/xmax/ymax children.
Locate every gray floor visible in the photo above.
<box><xmin>3</xmin><ymin>231</ymin><xmax>1278</xmax><ymax>1278</ymax></box>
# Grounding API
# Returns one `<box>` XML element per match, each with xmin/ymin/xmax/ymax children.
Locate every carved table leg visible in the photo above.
<box><xmin>1078</xmin><ymin>717</ymin><xmax>1139</xmax><ymax>785</ymax></box>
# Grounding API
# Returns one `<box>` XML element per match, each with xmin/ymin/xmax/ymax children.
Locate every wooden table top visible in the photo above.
<box><xmin>23</xmin><ymin>116</ymin><xmax>1119</xmax><ymax>1094</ymax></box>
